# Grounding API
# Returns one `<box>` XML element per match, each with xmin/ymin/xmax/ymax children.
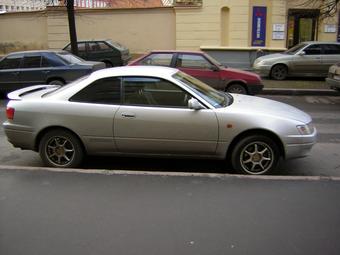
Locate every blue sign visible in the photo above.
<box><xmin>252</xmin><ymin>6</ymin><xmax>267</xmax><ymax>47</ymax></box>
<box><xmin>337</xmin><ymin>12</ymin><xmax>340</xmax><ymax>42</ymax></box>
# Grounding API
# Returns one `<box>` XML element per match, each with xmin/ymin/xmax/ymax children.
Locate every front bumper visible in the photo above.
<box><xmin>252</xmin><ymin>64</ymin><xmax>272</xmax><ymax>77</ymax></box>
<box><xmin>284</xmin><ymin>129</ymin><xmax>317</xmax><ymax>159</ymax></box>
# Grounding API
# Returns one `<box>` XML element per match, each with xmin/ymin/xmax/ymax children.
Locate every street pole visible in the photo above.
<box><xmin>66</xmin><ymin>0</ymin><xmax>79</xmax><ymax>56</ymax></box>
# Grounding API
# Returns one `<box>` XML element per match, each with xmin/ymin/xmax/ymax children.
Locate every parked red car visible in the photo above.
<box><xmin>129</xmin><ymin>50</ymin><xmax>263</xmax><ymax>95</ymax></box>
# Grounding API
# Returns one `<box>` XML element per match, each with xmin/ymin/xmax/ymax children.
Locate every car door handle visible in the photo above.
<box><xmin>121</xmin><ymin>113</ymin><xmax>136</xmax><ymax>118</ymax></box>
<box><xmin>42</xmin><ymin>70</ymin><xmax>50</xmax><ymax>74</ymax></box>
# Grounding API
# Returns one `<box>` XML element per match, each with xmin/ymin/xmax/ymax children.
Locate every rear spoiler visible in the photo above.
<box><xmin>7</xmin><ymin>85</ymin><xmax>60</xmax><ymax>100</ymax></box>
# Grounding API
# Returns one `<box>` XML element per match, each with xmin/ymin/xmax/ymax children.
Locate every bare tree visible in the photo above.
<box><xmin>293</xmin><ymin>0</ymin><xmax>340</xmax><ymax>19</ymax></box>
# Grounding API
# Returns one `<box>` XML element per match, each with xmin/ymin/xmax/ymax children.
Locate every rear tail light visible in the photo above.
<box><xmin>6</xmin><ymin>107</ymin><xmax>15</xmax><ymax>120</ymax></box>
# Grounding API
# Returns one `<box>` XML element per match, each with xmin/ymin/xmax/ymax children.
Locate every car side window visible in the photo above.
<box><xmin>0</xmin><ymin>56</ymin><xmax>22</xmax><ymax>69</ymax></box>
<box><xmin>304</xmin><ymin>44</ymin><xmax>322</xmax><ymax>55</ymax></box>
<box><xmin>123</xmin><ymin>76</ymin><xmax>189</xmax><ymax>108</ymax></box>
<box><xmin>177</xmin><ymin>54</ymin><xmax>213</xmax><ymax>70</ymax></box>
<box><xmin>70</xmin><ymin>77</ymin><xmax>121</xmax><ymax>105</ymax></box>
<box><xmin>97</xmin><ymin>42</ymin><xmax>111</xmax><ymax>52</ymax></box>
<box><xmin>22</xmin><ymin>56</ymin><xmax>42</xmax><ymax>68</ymax></box>
<box><xmin>78</xmin><ymin>42</ymin><xmax>86</xmax><ymax>53</ymax></box>
<box><xmin>139</xmin><ymin>53</ymin><xmax>173</xmax><ymax>66</ymax></box>
<box><xmin>88</xmin><ymin>42</ymin><xmax>100</xmax><ymax>52</ymax></box>
<box><xmin>41</xmin><ymin>57</ymin><xmax>52</xmax><ymax>67</ymax></box>
<box><xmin>322</xmin><ymin>44</ymin><xmax>340</xmax><ymax>55</ymax></box>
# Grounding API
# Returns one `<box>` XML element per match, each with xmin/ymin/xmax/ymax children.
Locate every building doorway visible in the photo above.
<box><xmin>287</xmin><ymin>9</ymin><xmax>320</xmax><ymax>48</ymax></box>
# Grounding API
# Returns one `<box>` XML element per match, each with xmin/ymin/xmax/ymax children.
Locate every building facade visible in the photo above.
<box><xmin>0</xmin><ymin>0</ymin><xmax>339</xmax><ymax>69</ymax></box>
<box><xmin>174</xmin><ymin>0</ymin><xmax>339</xmax><ymax>68</ymax></box>
<box><xmin>0</xmin><ymin>0</ymin><xmax>51</xmax><ymax>12</ymax></box>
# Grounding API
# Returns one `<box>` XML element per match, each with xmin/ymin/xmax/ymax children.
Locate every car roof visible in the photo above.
<box><xmin>150</xmin><ymin>50</ymin><xmax>205</xmax><ymax>54</ymax></box>
<box><xmin>49</xmin><ymin>66</ymin><xmax>181</xmax><ymax>99</ymax></box>
<box><xmin>6</xmin><ymin>50</ymin><xmax>66</xmax><ymax>56</ymax></box>
<box><xmin>90</xmin><ymin>65</ymin><xmax>179</xmax><ymax>80</ymax></box>
<box><xmin>303</xmin><ymin>41</ymin><xmax>340</xmax><ymax>45</ymax></box>
<box><xmin>65</xmin><ymin>39</ymin><xmax>111</xmax><ymax>44</ymax></box>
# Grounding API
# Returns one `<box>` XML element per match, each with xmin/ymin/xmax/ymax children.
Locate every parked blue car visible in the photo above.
<box><xmin>0</xmin><ymin>50</ymin><xmax>105</xmax><ymax>94</ymax></box>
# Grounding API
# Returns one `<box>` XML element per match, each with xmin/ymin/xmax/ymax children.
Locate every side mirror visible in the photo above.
<box><xmin>188</xmin><ymin>98</ymin><xmax>205</xmax><ymax>110</ymax></box>
<box><xmin>297</xmin><ymin>51</ymin><xmax>306</xmax><ymax>56</ymax></box>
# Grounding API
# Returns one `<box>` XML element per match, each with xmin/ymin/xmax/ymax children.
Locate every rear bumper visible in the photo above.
<box><xmin>3</xmin><ymin>122</ymin><xmax>36</xmax><ymax>151</ymax></box>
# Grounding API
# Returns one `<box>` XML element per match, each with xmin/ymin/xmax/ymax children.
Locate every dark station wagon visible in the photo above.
<box><xmin>0</xmin><ymin>50</ymin><xmax>105</xmax><ymax>93</ymax></box>
<box><xmin>63</xmin><ymin>40</ymin><xmax>131</xmax><ymax>68</ymax></box>
<box><xmin>129</xmin><ymin>50</ymin><xmax>263</xmax><ymax>95</ymax></box>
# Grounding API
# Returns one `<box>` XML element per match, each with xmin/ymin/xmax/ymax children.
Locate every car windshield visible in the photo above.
<box><xmin>56</xmin><ymin>52</ymin><xmax>83</xmax><ymax>64</ymax></box>
<box><xmin>173</xmin><ymin>71</ymin><xmax>230</xmax><ymax>108</ymax></box>
<box><xmin>204</xmin><ymin>53</ymin><xmax>225</xmax><ymax>67</ymax></box>
<box><xmin>284</xmin><ymin>43</ymin><xmax>307</xmax><ymax>55</ymax></box>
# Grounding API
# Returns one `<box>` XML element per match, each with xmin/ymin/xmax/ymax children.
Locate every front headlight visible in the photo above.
<box><xmin>296</xmin><ymin>123</ymin><xmax>314</xmax><ymax>135</ymax></box>
<box><xmin>254</xmin><ymin>60</ymin><xmax>264</xmax><ymax>66</ymax></box>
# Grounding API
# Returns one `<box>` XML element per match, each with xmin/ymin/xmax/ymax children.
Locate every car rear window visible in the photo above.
<box><xmin>108</xmin><ymin>41</ymin><xmax>127</xmax><ymax>51</ymax></box>
<box><xmin>56</xmin><ymin>52</ymin><xmax>83</xmax><ymax>64</ymax></box>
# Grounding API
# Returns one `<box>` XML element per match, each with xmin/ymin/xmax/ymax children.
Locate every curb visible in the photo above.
<box><xmin>260</xmin><ymin>88</ymin><xmax>340</xmax><ymax>96</ymax></box>
<box><xmin>1</xmin><ymin>164</ymin><xmax>340</xmax><ymax>182</ymax></box>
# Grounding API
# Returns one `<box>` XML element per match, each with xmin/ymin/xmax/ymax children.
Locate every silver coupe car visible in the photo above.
<box><xmin>3</xmin><ymin>66</ymin><xmax>317</xmax><ymax>175</ymax></box>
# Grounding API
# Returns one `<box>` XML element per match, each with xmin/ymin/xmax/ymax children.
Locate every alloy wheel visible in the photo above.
<box><xmin>239</xmin><ymin>141</ymin><xmax>274</xmax><ymax>175</ymax></box>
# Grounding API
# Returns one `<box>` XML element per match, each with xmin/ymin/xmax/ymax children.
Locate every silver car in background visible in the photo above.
<box><xmin>3</xmin><ymin>66</ymin><xmax>317</xmax><ymax>175</ymax></box>
<box><xmin>253</xmin><ymin>41</ymin><xmax>340</xmax><ymax>80</ymax></box>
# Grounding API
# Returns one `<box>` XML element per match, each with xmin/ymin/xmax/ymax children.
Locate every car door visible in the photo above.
<box><xmin>291</xmin><ymin>44</ymin><xmax>322</xmax><ymax>75</ymax></box>
<box><xmin>19</xmin><ymin>54</ymin><xmax>49</xmax><ymax>85</ymax></box>
<box><xmin>0</xmin><ymin>54</ymin><xmax>23</xmax><ymax>92</ymax></box>
<box><xmin>114</xmin><ymin>76</ymin><xmax>219</xmax><ymax>155</ymax></box>
<box><xmin>68</xmin><ymin>76</ymin><xmax>121</xmax><ymax>154</ymax></box>
<box><xmin>174</xmin><ymin>53</ymin><xmax>222</xmax><ymax>88</ymax></box>
<box><xmin>320</xmin><ymin>44</ymin><xmax>340</xmax><ymax>76</ymax></box>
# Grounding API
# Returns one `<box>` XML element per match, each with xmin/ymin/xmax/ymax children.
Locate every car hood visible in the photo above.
<box><xmin>255</xmin><ymin>53</ymin><xmax>292</xmax><ymax>63</ymax></box>
<box><xmin>227</xmin><ymin>94</ymin><xmax>311</xmax><ymax>123</ymax></box>
<box><xmin>224</xmin><ymin>67</ymin><xmax>260</xmax><ymax>79</ymax></box>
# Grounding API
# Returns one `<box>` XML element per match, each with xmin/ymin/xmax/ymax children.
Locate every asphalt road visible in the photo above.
<box><xmin>1</xmin><ymin>95</ymin><xmax>340</xmax><ymax>176</ymax></box>
<box><xmin>1</xmin><ymin>169</ymin><xmax>340</xmax><ymax>255</ymax></box>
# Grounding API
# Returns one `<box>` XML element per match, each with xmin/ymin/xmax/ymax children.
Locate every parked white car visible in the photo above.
<box><xmin>3</xmin><ymin>66</ymin><xmax>317</xmax><ymax>175</ymax></box>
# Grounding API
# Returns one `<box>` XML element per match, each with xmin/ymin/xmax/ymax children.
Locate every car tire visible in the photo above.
<box><xmin>231</xmin><ymin>135</ymin><xmax>280</xmax><ymax>175</ymax></box>
<box><xmin>270</xmin><ymin>64</ymin><xmax>288</xmax><ymax>80</ymax></box>
<box><xmin>48</xmin><ymin>79</ymin><xmax>65</xmax><ymax>86</ymax></box>
<box><xmin>39</xmin><ymin>129</ymin><xmax>84</xmax><ymax>168</ymax></box>
<box><xmin>226</xmin><ymin>83</ymin><xmax>247</xmax><ymax>94</ymax></box>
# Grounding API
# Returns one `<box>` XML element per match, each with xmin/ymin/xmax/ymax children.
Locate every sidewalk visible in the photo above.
<box><xmin>260</xmin><ymin>77</ymin><xmax>340</xmax><ymax>96</ymax></box>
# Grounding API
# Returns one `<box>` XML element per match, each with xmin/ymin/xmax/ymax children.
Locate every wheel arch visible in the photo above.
<box><xmin>225</xmin><ymin>80</ymin><xmax>248</xmax><ymax>94</ymax></box>
<box><xmin>46</xmin><ymin>77</ymin><xmax>66</xmax><ymax>84</ymax></box>
<box><xmin>270</xmin><ymin>63</ymin><xmax>289</xmax><ymax>76</ymax></box>
<box><xmin>34</xmin><ymin>126</ymin><xmax>86</xmax><ymax>154</ymax></box>
<box><xmin>226</xmin><ymin>128</ymin><xmax>285</xmax><ymax>162</ymax></box>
